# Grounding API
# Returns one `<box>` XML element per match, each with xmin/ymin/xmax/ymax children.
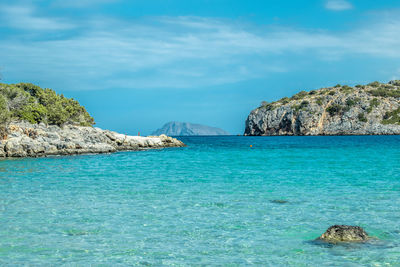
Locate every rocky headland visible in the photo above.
<box><xmin>0</xmin><ymin>82</ymin><xmax>184</xmax><ymax>157</ymax></box>
<box><xmin>0</xmin><ymin>121</ymin><xmax>185</xmax><ymax>158</ymax></box>
<box><xmin>245</xmin><ymin>80</ymin><xmax>400</xmax><ymax>135</ymax></box>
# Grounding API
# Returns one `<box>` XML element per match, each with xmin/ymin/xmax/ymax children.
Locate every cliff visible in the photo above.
<box><xmin>152</xmin><ymin>121</ymin><xmax>229</xmax><ymax>136</ymax></box>
<box><xmin>245</xmin><ymin>80</ymin><xmax>400</xmax><ymax>136</ymax></box>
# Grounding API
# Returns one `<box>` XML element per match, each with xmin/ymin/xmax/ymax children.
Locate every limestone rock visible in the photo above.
<box><xmin>318</xmin><ymin>225</ymin><xmax>369</xmax><ymax>243</ymax></box>
<box><xmin>245</xmin><ymin>81</ymin><xmax>400</xmax><ymax>135</ymax></box>
<box><xmin>0</xmin><ymin>121</ymin><xmax>185</xmax><ymax>158</ymax></box>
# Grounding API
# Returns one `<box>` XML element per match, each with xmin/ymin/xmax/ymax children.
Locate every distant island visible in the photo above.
<box><xmin>245</xmin><ymin>80</ymin><xmax>400</xmax><ymax>136</ymax></box>
<box><xmin>0</xmin><ymin>83</ymin><xmax>184</xmax><ymax>157</ymax></box>
<box><xmin>152</xmin><ymin>121</ymin><xmax>229</xmax><ymax>136</ymax></box>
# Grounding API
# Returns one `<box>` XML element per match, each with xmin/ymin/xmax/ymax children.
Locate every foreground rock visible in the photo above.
<box><xmin>318</xmin><ymin>225</ymin><xmax>370</xmax><ymax>243</ymax></box>
<box><xmin>0</xmin><ymin>121</ymin><xmax>185</xmax><ymax>158</ymax></box>
<box><xmin>245</xmin><ymin>80</ymin><xmax>400</xmax><ymax>135</ymax></box>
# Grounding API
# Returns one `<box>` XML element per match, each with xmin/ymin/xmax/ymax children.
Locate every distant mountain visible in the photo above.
<box><xmin>152</xmin><ymin>122</ymin><xmax>229</xmax><ymax>136</ymax></box>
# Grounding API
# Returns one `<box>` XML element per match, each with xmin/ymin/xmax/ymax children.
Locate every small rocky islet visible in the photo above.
<box><xmin>245</xmin><ymin>80</ymin><xmax>400</xmax><ymax>135</ymax></box>
<box><xmin>317</xmin><ymin>225</ymin><xmax>370</xmax><ymax>244</ymax></box>
<box><xmin>0</xmin><ymin>82</ymin><xmax>184</xmax><ymax>158</ymax></box>
<box><xmin>152</xmin><ymin>121</ymin><xmax>230</xmax><ymax>136</ymax></box>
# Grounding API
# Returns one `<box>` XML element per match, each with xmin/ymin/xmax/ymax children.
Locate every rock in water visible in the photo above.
<box><xmin>318</xmin><ymin>225</ymin><xmax>369</xmax><ymax>243</ymax></box>
<box><xmin>245</xmin><ymin>80</ymin><xmax>400</xmax><ymax>135</ymax></box>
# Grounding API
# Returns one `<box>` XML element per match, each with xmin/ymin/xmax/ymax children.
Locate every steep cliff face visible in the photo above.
<box><xmin>245</xmin><ymin>81</ymin><xmax>400</xmax><ymax>136</ymax></box>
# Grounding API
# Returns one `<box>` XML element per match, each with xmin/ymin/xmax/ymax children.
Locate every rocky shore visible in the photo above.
<box><xmin>245</xmin><ymin>80</ymin><xmax>400</xmax><ymax>135</ymax></box>
<box><xmin>0</xmin><ymin>121</ymin><xmax>185</xmax><ymax>158</ymax></box>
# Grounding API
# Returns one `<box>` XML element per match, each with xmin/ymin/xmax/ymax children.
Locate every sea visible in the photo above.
<box><xmin>1</xmin><ymin>136</ymin><xmax>400</xmax><ymax>266</ymax></box>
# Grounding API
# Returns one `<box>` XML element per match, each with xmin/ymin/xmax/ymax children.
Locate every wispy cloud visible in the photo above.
<box><xmin>325</xmin><ymin>0</ymin><xmax>353</xmax><ymax>11</ymax></box>
<box><xmin>390</xmin><ymin>68</ymin><xmax>400</xmax><ymax>81</ymax></box>
<box><xmin>0</xmin><ymin>5</ymin><xmax>74</xmax><ymax>30</ymax></box>
<box><xmin>1</xmin><ymin>5</ymin><xmax>400</xmax><ymax>90</ymax></box>
<box><xmin>52</xmin><ymin>0</ymin><xmax>119</xmax><ymax>8</ymax></box>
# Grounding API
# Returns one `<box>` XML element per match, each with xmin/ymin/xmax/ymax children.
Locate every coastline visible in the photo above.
<box><xmin>0</xmin><ymin>121</ymin><xmax>185</xmax><ymax>158</ymax></box>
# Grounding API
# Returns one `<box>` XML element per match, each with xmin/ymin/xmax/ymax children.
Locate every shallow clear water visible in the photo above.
<box><xmin>1</xmin><ymin>136</ymin><xmax>400</xmax><ymax>266</ymax></box>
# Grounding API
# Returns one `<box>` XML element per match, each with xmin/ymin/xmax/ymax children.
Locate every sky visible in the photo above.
<box><xmin>1</xmin><ymin>0</ymin><xmax>400</xmax><ymax>135</ymax></box>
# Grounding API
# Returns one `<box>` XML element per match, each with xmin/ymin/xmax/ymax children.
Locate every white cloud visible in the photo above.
<box><xmin>0</xmin><ymin>5</ymin><xmax>74</xmax><ymax>30</ymax></box>
<box><xmin>1</xmin><ymin>9</ymin><xmax>400</xmax><ymax>90</ymax></box>
<box><xmin>52</xmin><ymin>0</ymin><xmax>119</xmax><ymax>8</ymax></box>
<box><xmin>390</xmin><ymin>68</ymin><xmax>400</xmax><ymax>81</ymax></box>
<box><xmin>325</xmin><ymin>0</ymin><xmax>353</xmax><ymax>11</ymax></box>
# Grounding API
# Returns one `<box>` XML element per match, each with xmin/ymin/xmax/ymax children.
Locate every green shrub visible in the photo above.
<box><xmin>370</xmin><ymin>98</ymin><xmax>379</xmax><ymax>107</ymax></box>
<box><xmin>345</xmin><ymin>98</ymin><xmax>357</xmax><ymax>107</ymax></box>
<box><xmin>341</xmin><ymin>85</ymin><xmax>353</xmax><ymax>93</ymax></box>
<box><xmin>358</xmin><ymin>113</ymin><xmax>367</xmax><ymax>122</ymax></box>
<box><xmin>17</xmin><ymin>102</ymin><xmax>47</xmax><ymax>124</ymax></box>
<box><xmin>369</xmin><ymin>88</ymin><xmax>400</xmax><ymax>98</ymax></box>
<box><xmin>368</xmin><ymin>81</ymin><xmax>381</xmax><ymax>87</ymax></box>
<box><xmin>291</xmin><ymin>91</ymin><xmax>308</xmax><ymax>100</ymax></box>
<box><xmin>293</xmin><ymin>100</ymin><xmax>310</xmax><ymax>112</ymax></box>
<box><xmin>382</xmin><ymin>107</ymin><xmax>400</xmax><ymax>125</ymax></box>
<box><xmin>300</xmin><ymin>100</ymin><xmax>309</xmax><ymax>108</ymax></box>
<box><xmin>334</xmin><ymin>84</ymin><xmax>341</xmax><ymax>88</ymax></box>
<box><xmin>326</xmin><ymin>104</ymin><xmax>343</xmax><ymax>116</ymax></box>
<box><xmin>264</xmin><ymin>103</ymin><xmax>275</xmax><ymax>111</ymax></box>
<box><xmin>389</xmin><ymin>80</ymin><xmax>400</xmax><ymax>86</ymax></box>
<box><xmin>328</xmin><ymin>91</ymin><xmax>336</xmax><ymax>96</ymax></box>
<box><xmin>342</xmin><ymin>106</ymin><xmax>351</xmax><ymax>113</ymax></box>
<box><xmin>309</xmin><ymin>90</ymin><xmax>317</xmax><ymax>95</ymax></box>
<box><xmin>315</xmin><ymin>97</ymin><xmax>324</xmax><ymax>106</ymax></box>
<box><xmin>0</xmin><ymin>82</ymin><xmax>95</xmax><ymax>126</ymax></box>
<box><xmin>279</xmin><ymin>97</ymin><xmax>290</xmax><ymax>104</ymax></box>
<box><xmin>366</xmin><ymin>98</ymin><xmax>379</xmax><ymax>114</ymax></box>
<box><xmin>381</xmin><ymin>84</ymin><xmax>394</xmax><ymax>89</ymax></box>
<box><xmin>0</xmin><ymin>94</ymin><xmax>10</xmax><ymax>124</ymax></box>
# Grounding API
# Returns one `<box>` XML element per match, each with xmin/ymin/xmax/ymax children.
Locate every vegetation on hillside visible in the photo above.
<box><xmin>0</xmin><ymin>83</ymin><xmax>95</xmax><ymax>126</ymax></box>
<box><xmin>382</xmin><ymin>107</ymin><xmax>400</xmax><ymax>125</ymax></box>
<box><xmin>257</xmin><ymin>80</ymin><xmax>400</xmax><ymax>126</ymax></box>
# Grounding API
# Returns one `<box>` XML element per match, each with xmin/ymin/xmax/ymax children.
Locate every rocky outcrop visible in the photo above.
<box><xmin>0</xmin><ymin>121</ymin><xmax>185</xmax><ymax>158</ymax></box>
<box><xmin>245</xmin><ymin>80</ymin><xmax>400</xmax><ymax>135</ymax></box>
<box><xmin>318</xmin><ymin>225</ymin><xmax>370</xmax><ymax>243</ymax></box>
<box><xmin>152</xmin><ymin>121</ymin><xmax>229</xmax><ymax>136</ymax></box>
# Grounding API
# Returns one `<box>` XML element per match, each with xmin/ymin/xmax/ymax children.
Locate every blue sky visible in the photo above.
<box><xmin>1</xmin><ymin>0</ymin><xmax>400</xmax><ymax>135</ymax></box>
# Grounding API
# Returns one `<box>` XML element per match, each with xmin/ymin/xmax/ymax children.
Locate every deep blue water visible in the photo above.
<box><xmin>1</xmin><ymin>136</ymin><xmax>400</xmax><ymax>266</ymax></box>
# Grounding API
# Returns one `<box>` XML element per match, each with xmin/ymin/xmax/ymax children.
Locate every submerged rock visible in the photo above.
<box><xmin>0</xmin><ymin>121</ymin><xmax>185</xmax><ymax>158</ymax></box>
<box><xmin>318</xmin><ymin>225</ymin><xmax>370</xmax><ymax>243</ymax></box>
<box><xmin>270</xmin><ymin>199</ymin><xmax>288</xmax><ymax>204</ymax></box>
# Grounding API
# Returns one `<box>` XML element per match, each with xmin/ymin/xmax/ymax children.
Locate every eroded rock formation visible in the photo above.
<box><xmin>245</xmin><ymin>81</ymin><xmax>400</xmax><ymax>135</ymax></box>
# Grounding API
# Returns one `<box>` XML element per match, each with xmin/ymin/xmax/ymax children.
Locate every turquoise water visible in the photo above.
<box><xmin>1</xmin><ymin>136</ymin><xmax>400</xmax><ymax>266</ymax></box>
